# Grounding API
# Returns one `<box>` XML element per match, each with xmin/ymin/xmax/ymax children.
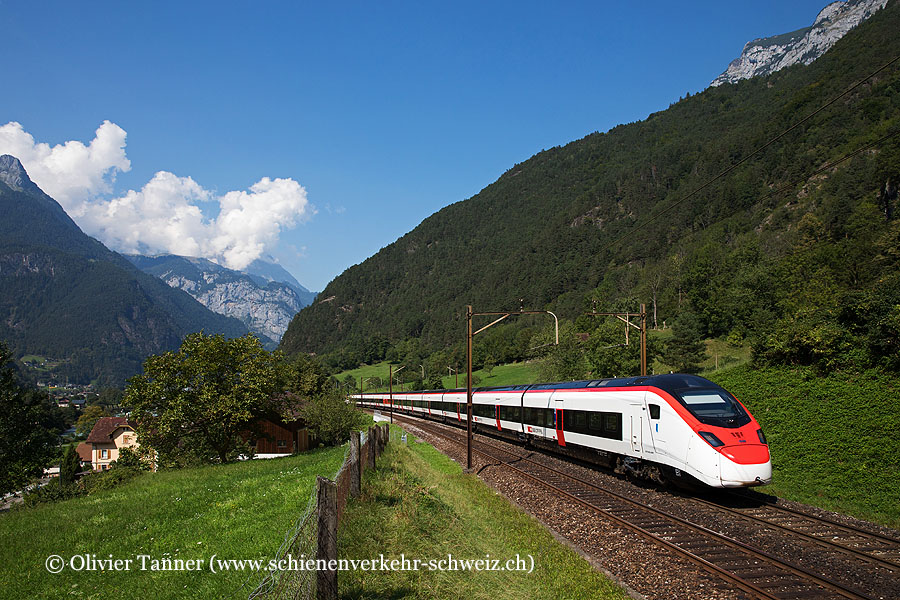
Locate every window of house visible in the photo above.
<box><xmin>277</xmin><ymin>439</ymin><xmax>287</xmax><ymax>448</ymax></box>
<box><xmin>101</xmin><ymin>449</ymin><xmax>109</xmax><ymax>459</ymax></box>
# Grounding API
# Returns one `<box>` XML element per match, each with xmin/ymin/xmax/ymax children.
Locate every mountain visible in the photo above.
<box><xmin>280</xmin><ymin>1</ymin><xmax>900</xmax><ymax>374</ymax></box>
<box><xmin>0</xmin><ymin>157</ymin><xmax>248</xmax><ymax>386</ymax></box>
<box><xmin>243</xmin><ymin>259</ymin><xmax>317</xmax><ymax>306</ymax></box>
<box><xmin>710</xmin><ymin>0</ymin><xmax>888</xmax><ymax>87</ymax></box>
<box><xmin>126</xmin><ymin>254</ymin><xmax>313</xmax><ymax>347</ymax></box>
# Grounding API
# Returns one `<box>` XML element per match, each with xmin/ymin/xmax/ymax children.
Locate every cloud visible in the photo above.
<box><xmin>0</xmin><ymin>120</ymin><xmax>130</xmax><ymax>208</ymax></box>
<box><xmin>0</xmin><ymin>121</ymin><xmax>312</xmax><ymax>271</ymax></box>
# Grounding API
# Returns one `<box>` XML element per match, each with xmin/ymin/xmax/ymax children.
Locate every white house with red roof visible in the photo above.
<box><xmin>84</xmin><ymin>417</ymin><xmax>138</xmax><ymax>471</ymax></box>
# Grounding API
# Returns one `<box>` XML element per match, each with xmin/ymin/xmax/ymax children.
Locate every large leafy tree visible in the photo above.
<box><xmin>126</xmin><ymin>333</ymin><xmax>290</xmax><ymax>466</ymax></box>
<box><xmin>76</xmin><ymin>405</ymin><xmax>109</xmax><ymax>437</ymax></box>
<box><xmin>0</xmin><ymin>343</ymin><xmax>57</xmax><ymax>496</ymax></box>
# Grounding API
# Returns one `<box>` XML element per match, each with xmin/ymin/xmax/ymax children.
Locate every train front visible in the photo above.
<box><xmin>653</xmin><ymin>375</ymin><xmax>773</xmax><ymax>488</ymax></box>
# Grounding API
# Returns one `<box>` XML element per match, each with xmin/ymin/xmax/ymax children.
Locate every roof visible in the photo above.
<box><xmin>75</xmin><ymin>442</ymin><xmax>92</xmax><ymax>462</ymax></box>
<box><xmin>85</xmin><ymin>416</ymin><xmax>135</xmax><ymax>443</ymax></box>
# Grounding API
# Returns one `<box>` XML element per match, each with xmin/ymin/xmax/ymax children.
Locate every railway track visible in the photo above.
<box><xmin>388</xmin><ymin>412</ymin><xmax>887</xmax><ymax>600</ymax></box>
<box><xmin>690</xmin><ymin>492</ymin><xmax>900</xmax><ymax>573</ymax></box>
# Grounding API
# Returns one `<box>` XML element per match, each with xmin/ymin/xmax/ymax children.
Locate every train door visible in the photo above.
<box><xmin>645</xmin><ymin>395</ymin><xmax>665</xmax><ymax>456</ymax></box>
<box><xmin>630</xmin><ymin>403</ymin><xmax>643</xmax><ymax>455</ymax></box>
<box><xmin>553</xmin><ymin>395</ymin><xmax>565</xmax><ymax>446</ymax></box>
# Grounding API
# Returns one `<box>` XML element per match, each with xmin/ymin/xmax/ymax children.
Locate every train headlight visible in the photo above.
<box><xmin>698</xmin><ymin>431</ymin><xmax>725</xmax><ymax>448</ymax></box>
<box><xmin>757</xmin><ymin>429</ymin><xmax>767</xmax><ymax>444</ymax></box>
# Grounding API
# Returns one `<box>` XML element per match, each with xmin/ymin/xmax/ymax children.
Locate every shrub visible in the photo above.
<box><xmin>301</xmin><ymin>392</ymin><xmax>369</xmax><ymax>446</ymax></box>
<box><xmin>80</xmin><ymin>466</ymin><xmax>142</xmax><ymax>494</ymax></box>
<box><xmin>22</xmin><ymin>479</ymin><xmax>84</xmax><ymax>507</ymax></box>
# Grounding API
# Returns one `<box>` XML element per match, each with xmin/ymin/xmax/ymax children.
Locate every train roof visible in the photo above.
<box><xmin>356</xmin><ymin>374</ymin><xmax>721</xmax><ymax>396</ymax></box>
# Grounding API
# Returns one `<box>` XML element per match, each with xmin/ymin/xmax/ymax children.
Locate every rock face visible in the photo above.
<box><xmin>711</xmin><ymin>0</ymin><xmax>888</xmax><ymax>87</ymax></box>
<box><xmin>0</xmin><ymin>155</ymin><xmax>41</xmax><ymax>195</ymax></box>
<box><xmin>126</xmin><ymin>254</ymin><xmax>314</xmax><ymax>347</ymax></box>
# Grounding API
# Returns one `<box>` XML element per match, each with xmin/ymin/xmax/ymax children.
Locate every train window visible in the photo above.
<box><xmin>604</xmin><ymin>413</ymin><xmax>622</xmax><ymax>440</ymax></box>
<box><xmin>649</xmin><ymin>404</ymin><xmax>660</xmax><ymax>419</ymax></box>
<box><xmin>503</xmin><ymin>406</ymin><xmax>521</xmax><ymax>422</ymax></box>
<box><xmin>474</xmin><ymin>404</ymin><xmax>493</xmax><ymax>418</ymax></box>
<box><xmin>523</xmin><ymin>408</ymin><xmax>535</xmax><ymax>425</ymax></box>
<box><xmin>589</xmin><ymin>413</ymin><xmax>603</xmax><ymax>431</ymax></box>
<box><xmin>563</xmin><ymin>410</ymin><xmax>591</xmax><ymax>435</ymax></box>
<box><xmin>573</xmin><ymin>410</ymin><xmax>586</xmax><ymax>431</ymax></box>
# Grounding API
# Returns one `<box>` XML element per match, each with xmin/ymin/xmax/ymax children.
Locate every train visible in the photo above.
<box><xmin>353</xmin><ymin>373</ymin><xmax>772</xmax><ymax>489</ymax></box>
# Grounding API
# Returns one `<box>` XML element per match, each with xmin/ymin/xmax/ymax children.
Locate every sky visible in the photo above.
<box><xmin>0</xmin><ymin>0</ymin><xmax>836</xmax><ymax>291</ymax></box>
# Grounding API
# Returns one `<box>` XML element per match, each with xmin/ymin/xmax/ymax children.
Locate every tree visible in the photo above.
<box><xmin>59</xmin><ymin>444</ymin><xmax>81</xmax><ymax>485</ymax></box>
<box><xmin>426</xmin><ymin>370</ymin><xmax>445</xmax><ymax>390</ymax></box>
<box><xmin>301</xmin><ymin>391</ymin><xmax>369</xmax><ymax>446</ymax></box>
<box><xmin>125</xmin><ymin>333</ymin><xmax>290</xmax><ymax>466</ymax></box>
<box><xmin>0</xmin><ymin>343</ymin><xmax>57</xmax><ymax>496</ymax></box>
<box><xmin>662</xmin><ymin>312</ymin><xmax>707</xmax><ymax>374</ymax></box>
<box><xmin>483</xmin><ymin>355</ymin><xmax>496</xmax><ymax>378</ymax></box>
<box><xmin>287</xmin><ymin>354</ymin><xmax>333</xmax><ymax>399</ymax></box>
<box><xmin>76</xmin><ymin>405</ymin><xmax>109</xmax><ymax>437</ymax></box>
<box><xmin>93</xmin><ymin>388</ymin><xmax>124</xmax><ymax>412</ymax></box>
<box><xmin>538</xmin><ymin>321</ymin><xmax>588</xmax><ymax>382</ymax></box>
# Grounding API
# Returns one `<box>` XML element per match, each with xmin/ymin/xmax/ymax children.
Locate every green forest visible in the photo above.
<box><xmin>281</xmin><ymin>1</ymin><xmax>900</xmax><ymax>382</ymax></box>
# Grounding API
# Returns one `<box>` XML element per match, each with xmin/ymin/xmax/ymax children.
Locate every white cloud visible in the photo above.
<box><xmin>0</xmin><ymin>121</ymin><xmax>312</xmax><ymax>271</ymax></box>
<box><xmin>0</xmin><ymin>120</ymin><xmax>130</xmax><ymax>209</ymax></box>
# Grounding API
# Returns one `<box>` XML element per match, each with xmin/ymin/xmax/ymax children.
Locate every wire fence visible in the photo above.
<box><xmin>246</xmin><ymin>423</ymin><xmax>388</xmax><ymax>600</ymax></box>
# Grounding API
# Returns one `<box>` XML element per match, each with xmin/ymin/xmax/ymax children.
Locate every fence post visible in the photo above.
<box><xmin>316</xmin><ymin>476</ymin><xmax>338</xmax><ymax>600</ymax></box>
<box><xmin>368</xmin><ymin>426</ymin><xmax>376</xmax><ymax>470</ymax></box>
<box><xmin>381</xmin><ymin>422</ymin><xmax>389</xmax><ymax>452</ymax></box>
<box><xmin>350</xmin><ymin>431</ymin><xmax>361</xmax><ymax>498</ymax></box>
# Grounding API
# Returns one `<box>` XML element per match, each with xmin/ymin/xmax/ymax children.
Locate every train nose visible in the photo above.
<box><xmin>719</xmin><ymin>444</ymin><xmax>772</xmax><ymax>487</ymax></box>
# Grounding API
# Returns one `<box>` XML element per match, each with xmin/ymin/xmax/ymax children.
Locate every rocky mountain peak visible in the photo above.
<box><xmin>0</xmin><ymin>154</ymin><xmax>41</xmax><ymax>196</ymax></box>
<box><xmin>710</xmin><ymin>0</ymin><xmax>888</xmax><ymax>87</ymax></box>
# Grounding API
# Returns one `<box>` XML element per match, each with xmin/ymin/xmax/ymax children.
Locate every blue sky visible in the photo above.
<box><xmin>0</xmin><ymin>0</ymin><xmax>833</xmax><ymax>290</ymax></box>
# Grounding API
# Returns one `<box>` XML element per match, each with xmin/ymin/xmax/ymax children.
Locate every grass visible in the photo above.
<box><xmin>443</xmin><ymin>361</ymin><xmax>542</xmax><ymax>389</ymax></box>
<box><xmin>337</xmin><ymin>426</ymin><xmax>629</xmax><ymax>600</ymax></box>
<box><xmin>699</xmin><ymin>339</ymin><xmax>752</xmax><ymax>373</ymax></box>
<box><xmin>0</xmin><ymin>447</ymin><xmax>347</xmax><ymax>599</ymax></box>
<box><xmin>342</xmin><ymin>361</ymin><xmax>543</xmax><ymax>393</ymax></box>
<box><xmin>708</xmin><ymin>365</ymin><xmax>900</xmax><ymax>528</ymax></box>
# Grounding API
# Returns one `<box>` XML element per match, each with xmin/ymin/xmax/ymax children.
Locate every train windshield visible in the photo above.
<box><xmin>677</xmin><ymin>389</ymin><xmax>750</xmax><ymax>428</ymax></box>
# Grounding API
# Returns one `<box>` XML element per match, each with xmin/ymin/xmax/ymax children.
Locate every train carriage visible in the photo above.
<box><xmin>353</xmin><ymin>373</ymin><xmax>771</xmax><ymax>489</ymax></box>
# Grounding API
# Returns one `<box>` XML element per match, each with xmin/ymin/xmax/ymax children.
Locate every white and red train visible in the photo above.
<box><xmin>353</xmin><ymin>373</ymin><xmax>772</xmax><ymax>489</ymax></box>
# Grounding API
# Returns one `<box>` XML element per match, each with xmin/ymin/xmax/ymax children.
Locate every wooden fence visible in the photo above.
<box><xmin>247</xmin><ymin>422</ymin><xmax>390</xmax><ymax>600</ymax></box>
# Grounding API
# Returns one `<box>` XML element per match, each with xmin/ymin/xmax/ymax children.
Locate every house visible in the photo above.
<box><xmin>85</xmin><ymin>417</ymin><xmax>138</xmax><ymax>470</ymax></box>
<box><xmin>75</xmin><ymin>442</ymin><xmax>93</xmax><ymax>470</ymax></box>
<box><xmin>247</xmin><ymin>416</ymin><xmax>312</xmax><ymax>457</ymax></box>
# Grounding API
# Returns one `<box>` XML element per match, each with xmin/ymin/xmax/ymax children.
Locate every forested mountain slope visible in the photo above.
<box><xmin>281</xmin><ymin>1</ymin><xmax>900</xmax><ymax>372</ymax></box>
<box><xmin>0</xmin><ymin>157</ymin><xmax>248</xmax><ymax>385</ymax></box>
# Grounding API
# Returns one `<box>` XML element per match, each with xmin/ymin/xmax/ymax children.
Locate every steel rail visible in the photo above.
<box><xmin>726</xmin><ymin>490</ymin><xmax>900</xmax><ymax>546</ymax></box>
<box><xmin>687</xmin><ymin>495</ymin><xmax>900</xmax><ymax>572</ymax></box>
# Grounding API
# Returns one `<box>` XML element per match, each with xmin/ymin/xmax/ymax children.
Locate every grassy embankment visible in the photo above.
<box><xmin>0</xmin><ymin>447</ymin><xmax>346</xmax><ymax>599</ymax></box>
<box><xmin>709</xmin><ymin>365</ymin><xmax>900</xmax><ymax>528</ymax></box>
<box><xmin>338</xmin><ymin>426</ymin><xmax>629</xmax><ymax>599</ymax></box>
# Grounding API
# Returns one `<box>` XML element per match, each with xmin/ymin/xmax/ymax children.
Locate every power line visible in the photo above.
<box><xmin>596</xmin><ymin>53</ymin><xmax>900</xmax><ymax>255</ymax></box>
<box><xmin>762</xmin><ymin>128</ymin><xmax>900</xmax><ymax>202</ymax></box>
